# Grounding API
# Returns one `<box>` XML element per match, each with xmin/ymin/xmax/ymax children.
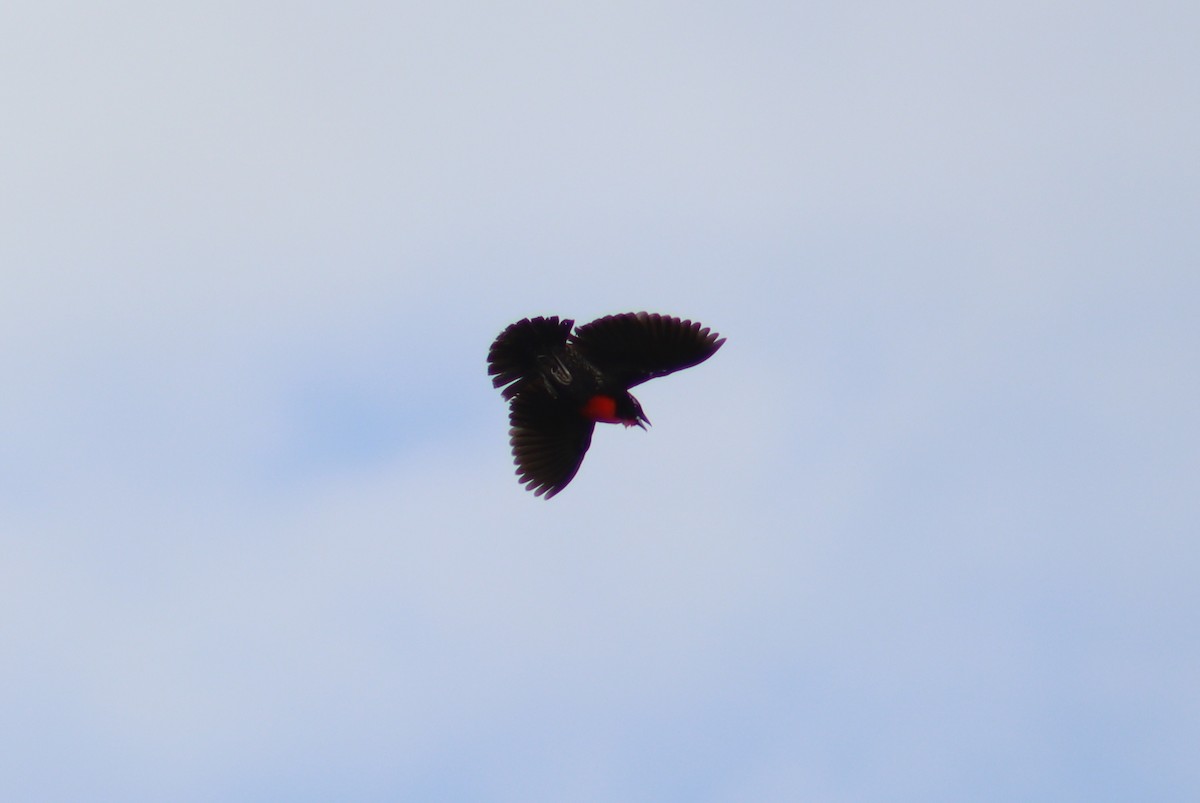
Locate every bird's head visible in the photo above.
<box><xmin>616</xmin><ymin>394</ymin><xmax>649</xmax><ymax>429</ymax></box>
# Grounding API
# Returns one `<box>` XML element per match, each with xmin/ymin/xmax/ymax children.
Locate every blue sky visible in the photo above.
<box><xmin>2</xmin><ymin>2</ymin><xmax>1198</xmax><ymax>800</ymax></box>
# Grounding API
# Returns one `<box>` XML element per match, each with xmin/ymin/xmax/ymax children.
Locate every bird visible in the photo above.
<box><xmin>487</xmin><ymin>312</ymin><xmax>725</xmax><ymax>498</ymax></box>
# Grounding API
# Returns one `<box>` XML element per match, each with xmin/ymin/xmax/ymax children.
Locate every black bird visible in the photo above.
<box><xmin>487</xmin><ymin>312</ymin><xmax>725</xmax><ymax>498</ymax></box>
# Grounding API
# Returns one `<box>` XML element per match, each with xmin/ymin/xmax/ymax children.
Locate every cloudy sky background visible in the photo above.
<box><xmin>3</xmin><ymin>1</ymin><xmax>1197</xmax><ymax>800</ymax></box>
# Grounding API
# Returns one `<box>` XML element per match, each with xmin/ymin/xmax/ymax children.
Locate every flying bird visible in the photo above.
<box><xmin>487</xmin><ymin>312</ymin><xmax>725</xmax><ymax>498</ymax></box>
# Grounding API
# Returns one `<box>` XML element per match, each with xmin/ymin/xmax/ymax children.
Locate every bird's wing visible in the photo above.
<box><xmin>488</xmin><ymin>316</ymin><xmax>574</xmax><ymax>399</ymax></box>
<box><xmin>508</xmin><ymin>386</ymin><xmax>596</xmax><ymax>498</ymax></box>
<box><xmin>571</xmin><ymin>312</ymin><xmax>725</xmax><ymax>388</ymax></box>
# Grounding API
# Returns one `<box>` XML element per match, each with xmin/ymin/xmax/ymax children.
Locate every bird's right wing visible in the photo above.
<box><xmin>508</xmin><ymin>386</ymin><xmax>596</xmax><ymax>499</ymax></box>
<box><xmin>571</xmin><ymin>312</ymin><xmax>725</xmax><ymax>388</ymax></box>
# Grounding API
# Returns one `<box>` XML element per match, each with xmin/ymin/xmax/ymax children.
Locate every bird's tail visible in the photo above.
<box><xmin>487</xmin><ymin>316</ymin><xmax>574</xmax><ymax>398</ymax></box>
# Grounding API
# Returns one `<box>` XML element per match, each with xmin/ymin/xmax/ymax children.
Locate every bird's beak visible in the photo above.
<box><xmin>636</xmin><ymin>413</ymin><xmax>650</xmax><ymax>429</ymax></box>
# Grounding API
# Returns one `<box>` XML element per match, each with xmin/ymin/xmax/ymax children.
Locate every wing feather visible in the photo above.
<box><xmin>508</xmin><ymin>386</ymin><xmax>595</xmax><ymax>498</ymax></box>
<box><xmin>570</xmin><ymin>312</ymin><xmax>725</xmax><ymax>387</ymax></box>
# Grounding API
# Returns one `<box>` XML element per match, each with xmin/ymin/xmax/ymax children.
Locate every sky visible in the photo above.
<box><xmin>2</xmin><ymin>1</ymin><xmax>1198</xmax><ymax>800</ymax></box>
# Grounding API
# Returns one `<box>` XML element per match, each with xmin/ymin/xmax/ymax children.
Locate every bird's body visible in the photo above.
<box><xmin>487</xmin><ymin>312</ymin><xmax>725</xmax><ymax>498</ymax></box>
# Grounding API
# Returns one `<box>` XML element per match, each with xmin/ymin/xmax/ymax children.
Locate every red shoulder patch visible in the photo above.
<box><xmin>581</xmin><ymin>394</ymin><xmax>621</xmax><ymax>423</ymax></box>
